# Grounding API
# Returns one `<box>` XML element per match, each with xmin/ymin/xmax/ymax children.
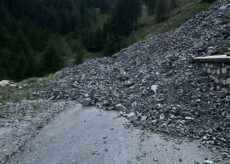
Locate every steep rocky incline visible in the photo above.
<box><xmin>40</xmin><ymin>0</ymin><xmax>230</xmax><ymax>160</ymax></box>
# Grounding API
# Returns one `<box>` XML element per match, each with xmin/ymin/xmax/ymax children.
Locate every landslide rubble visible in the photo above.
<box><xmin>40</xmin><ymin>0</ymin><xmax>230</xmax><ymax>160</ymax></box>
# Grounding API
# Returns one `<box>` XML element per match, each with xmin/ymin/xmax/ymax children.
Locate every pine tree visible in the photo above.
<box><xmin>73</xmin><ymin>39</ymin><xmax>84</xmax><ymax>65</ymax></box>
<box><xmin>0</xmin><ymin>24</ymin><xmax>11</xmax><ymax>48</ymax></box>
<box><xmin>11</xmin><ymin>29</ymin><xmax>36</xmax><ymax>79</ymax></box>
<box><xmin>103</xmin><ymin>34</ymin><xmax>117</xmax><ymax>57</ymax></box>
<box><xmin>143</xmin><ymin>0</ymin><xmax>157</xmax><ymax>15</ymax></box>
<box><xmin>156</xmin><ymin>0</ymin><xmax>170</xmax><ymax>22</ymax></box>
<box><xmin>42</xmin><ymin>34</ymin><xmax>64</xmax><ymax>73</ymax></box>
<box><xmin>0</xmin><ymin>48</ymin><xmax>11</xmax><ymax>80</ymax></box>
<box><xmin>170</xmin><ymin>0</ymin><xmax>177</xmax><ymax>9</ymax></box>
<box><xmin>106</xmin><ymin>0</ymin><xmax>141</xmax><ymax>37</ymax></box>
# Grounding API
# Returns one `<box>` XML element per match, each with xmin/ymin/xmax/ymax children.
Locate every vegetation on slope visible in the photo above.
<box><xmin>0</xmin><ymin>0</ymin><xmax>216</xmax><ymax>81</ymax></box>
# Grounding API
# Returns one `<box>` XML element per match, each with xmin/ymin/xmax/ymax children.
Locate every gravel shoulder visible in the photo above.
<box><xmin>0</xmin><ymin>100</ymin><xmax>76</xmax><ymax>164</ymax></box>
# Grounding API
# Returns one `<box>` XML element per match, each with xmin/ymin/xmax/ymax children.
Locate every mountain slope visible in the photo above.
<box><xmin>41</xmin><ymin>0</ymin><xmax>230</xmax><ymax>157</ymax></box>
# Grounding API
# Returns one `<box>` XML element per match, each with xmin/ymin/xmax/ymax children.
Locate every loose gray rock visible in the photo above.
<box><xmin>203</xmin><ymin>160</ymin><xmax>214</xmax><ymax>164</ymax></box>
<box><xmin>126</xmin><ymin>112</ymin><xmax>136</xmax><ymax>119</ymax></box>
<box><xmin>218</xmin><ymin>5</ymin><xmax>227</xmax><ymax>11</ymax></box>
<box><xmin>81</xmin><ymin>98</ymin><xmax>92</xmax><ymax>107</ymax></box>
<box><xmin>115</xmin><ymin>104</ymin><xmax>126</xmax><ymax>111</ymax></box>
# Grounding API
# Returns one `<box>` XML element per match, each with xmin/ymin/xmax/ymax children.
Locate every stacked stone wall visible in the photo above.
<box><xmin>199</xmin><ymin>63</ymin><xmax>230</xmax><ymax>94</ymax></box>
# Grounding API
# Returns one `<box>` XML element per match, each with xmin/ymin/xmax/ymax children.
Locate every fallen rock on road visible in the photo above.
<box><xmin>38</xmin><ymin>0</ymin><xmax>230</xmax><ymax>161</ymax></box>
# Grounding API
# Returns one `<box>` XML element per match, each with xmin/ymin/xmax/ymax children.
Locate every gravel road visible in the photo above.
<box><xmin>6</xmin><ymin>105</ymin><xmax>227</xmax><ymax>164</ymax></box>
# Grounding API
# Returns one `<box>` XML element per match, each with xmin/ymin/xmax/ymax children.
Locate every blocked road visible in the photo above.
<box><xmin>7</xmin><ymin>105</ymin><xmax>223</xmax><ymax>164</ymax></box>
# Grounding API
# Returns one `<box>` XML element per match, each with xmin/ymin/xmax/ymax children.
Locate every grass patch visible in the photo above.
<box><xmin>0</xmin><ymin>72</ymin><xmax>61</xmax><ymax>104</ymax></box>
<box><xmin>83</xmin><ymin>50</ymin><xmax>104</xmax><ymax>60</ymax></box>
<box><xmin>127</xmin><ymin>0</ymin><xmax>211</xmax><ymax>44</ymax></box>
<box><xmin>220</xmin><ymin>40</ymin><xmax>230</xmax><ymax>54</ymax></box>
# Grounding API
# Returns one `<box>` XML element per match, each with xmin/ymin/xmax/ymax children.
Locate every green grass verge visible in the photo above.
<box><xmin>127</xmin><ymin>0</ymin><xmax>211</xmax><ymax>45</ymax></box>
<box><xmin>0</xmin><ymin>72</ymin><xmax>61</xmax><ymax>104</ymax></box>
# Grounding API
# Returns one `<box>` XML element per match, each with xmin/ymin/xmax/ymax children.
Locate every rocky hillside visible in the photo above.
<box><xmin>40</xmin><ymin>0</ymin><xmax>230</xmax><ymax>160</ymax></box>
<box><xmin>0</xmin><ymin>0</ymin><xmax>230</xmax><ymax>163</ymax></box>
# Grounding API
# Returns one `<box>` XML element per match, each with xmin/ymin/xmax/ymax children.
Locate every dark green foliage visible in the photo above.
<box><xmin>0</xmin><ymin>24</ymin><xmax>11</xmax><ymax>48</ymax></box>
<box><xmin>170</xmin><ymin>0</ymin><xmax>177</xmax><ymax>9</ymax></box>
<box><xmin>201</xmin><ymin>0</ymin><xmax>216</xmax><ymax>2</ymax></box>
<box><xmin>11</xmin><ymin>29</ymin><xmax>36</xmax><ymax>79</ymax></box>
<box><xmin>82</xmin><ymin>27</ymin><xmax>105</xmax><ymax>52</ymax></box>
<box><xmin>0</xmin><ymin>0</ymin><xmax>116</xmax><ymax>80</ymax></box>
<box><xmin>103</xmin><ymin>34</ymin><xmax>117</xmax><ymax>57</ymax></box>
<box><xmin>143</xmin><ymin>0</ymin><xmax>157</xmax><ymax>15</ymax></box>
<box><xmin>0</xmin><ymin>0</ymin><xmax>173</xmax><ymax>80</ymax></box>
<box><xmin>42</xmin><ymin>35</ymin><xmax>64</xmax><ymax>73</ymax></box>
<box><xmin>156</xmin><ymin>0</ymin><xmax>170</xmax><ymax>22</ymax></box>
<box><xmin>105</xmin><ymin>0</ymin><xmax>141</xmax><ymax>37</ymax></box>
<box><xmin>73</xmin><ymin>39</ymin><xmax>84</xmax><ymax>65</ymax></box>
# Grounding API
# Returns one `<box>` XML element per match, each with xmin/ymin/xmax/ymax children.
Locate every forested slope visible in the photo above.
<box><xmin>0</xmin><ymin>0</ymin><xmax>215</xmax><ymax>80</ymax></box>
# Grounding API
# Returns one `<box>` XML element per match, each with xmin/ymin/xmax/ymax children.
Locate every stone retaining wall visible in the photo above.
<box><xmin>199</xmin><ymin>62</ymin><xmax>230</xmax><ymax>94</ymax></box>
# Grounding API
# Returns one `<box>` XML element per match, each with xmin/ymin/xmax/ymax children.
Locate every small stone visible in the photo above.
<box><xmin>153</xmin><ymin>158</ymin><xmax>158</xmax><ymax>162</ymax></box>
<box><xmin>81</xmin><ymin>98</ymin><xmax>92</xmax><ymax>106</ymax></box>
<box><xmin>102</xmin><ymin>136</ymin><xmax>107</xmax><ymax>139</ymax></box>
<box><xmin>91</xmin><ymin>150</ymin><xmax>99</xmax><ymax>156</ymax></box>
<box><xmin>185</xmin><ymin>117</ymin><xmax>194</xmax><ymax>120</ymax></box>
<box><xmin>151</xmin><ymin>85</ymin><xmax>158</xmax><ymax>93</ymax></box>
<box><xmin>115</xmin><ymin>104</ymin><xmax>126</xmax><ymax>111</ymax></box>
<box><xmin>126</xmin><ymin>112</ymin><xmax>136</xmax><ymax>119</ymax></box>
<box><xmin>141</xmin><ymin>116</ymin><xmax>147</xmax><ymax>121</ymax></box>
<box><xmin>203</xmin><ymin>160</ymin><xmax>214</xmax><ymax>164</ymax></box>
<box><xmin>218</xmin><ymin>5</ymin><xmax>227</xmax><ymax>11</ymax></box>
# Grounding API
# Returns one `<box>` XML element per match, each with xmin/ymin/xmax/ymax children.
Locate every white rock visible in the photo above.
<box><xmin>219</xmin><ymin>5</ymin><xmax>227</xmax><ymax>11</ymax></box>
<box><xmin>115</xmin><ymin>104</ymin><xmax>126</xmax><ymax>111</ymax></box>
<box><xmin>0</xmin><ymin>80</ymin><xmax>11</xmax><ymax>87</ymax></box>
<box><xmin>203</xmin><ymin>160</ymin><xmax>214</xmax><ymax>164</ymax></box>
<box><xmin>126</xmin><ymin>112</ymin><xmax>136</xmax><ymax>119</ymax></box>
<box><xmin>185</xmin><ymin>117</ymin><xmax>194</xmax><ymax>120</ymax></box>
<box><xmin>151</xmin><ymin>85</ymin><xmax>158</xmax><ymax>93</ymax></box>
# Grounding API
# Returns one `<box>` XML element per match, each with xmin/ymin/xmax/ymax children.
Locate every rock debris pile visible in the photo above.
<box><xmin>40</xmin><ymin>0</ymin><xmax>230</xmax><ymax>159</ymax></box>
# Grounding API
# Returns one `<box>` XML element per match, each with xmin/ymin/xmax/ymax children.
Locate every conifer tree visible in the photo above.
<box><xmin>0</xmin><ymin>24</ymin><xmax>11</xmax><ymax>48</ymax></box>
<box><xmin>143</xmin><ymin>0</ymin><xmax>157</xmax><ymax>15</ymax></box>
<box><xmin>156</xmin><ymin>0</ymin><xmax>170</xmax><ymax>22</ymax></box>
<box><xmin>103</xmin><ymin>34</ymin><xmax>117</xmax><ymax>57</ymax></box>
<box><xmin>73</xmin><ymin>39</ymin><xmax>84</xmax><ymax>65</ymax></box>
<box><xmin>170</xmin><ymin>0</ymin><xmax>177</xmax><ymax>9</ymax></box>
<box><xmin>42</xmin><ymin>34</ymin><xmax>64</xmax><ymax>73</ymax></box>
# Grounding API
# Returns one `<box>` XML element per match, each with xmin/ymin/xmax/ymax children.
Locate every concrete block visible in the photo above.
<box><xmin>217</xmin><ymin>69</ymin><xmax>221</xmax><ymax>74</ymax></box>
<box><xmin>222</xmin><ymin>67</ymin><xmax>227</xmax><ymax>74</ymax></box>
<box><xmin>217</xmin><ymin>85</ymin><xmax>221</xmax><ymax>91</ymax></box>
<box><xmin>226</xmin><ymin>77</ymin><xmax>230</xmax><ymax>85</ymax></box>
<box><xmin>221</xmin><ymin>87</ymin><xmax>228</xmax><ymax>94</ymax></box>
<box><xmin>214</xmin><ymin>77</ymin><xmax>219</xmax><ymax>84</ymax></box>
<box><xmin>209</xmin><ymin>64</ymin><xmax>214</xmax><ymax>68</ymax></box>
<box><xmin>211</xmin><ymin>69</ymin><xmax>216</xmax><ymax>74</ymax></box>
